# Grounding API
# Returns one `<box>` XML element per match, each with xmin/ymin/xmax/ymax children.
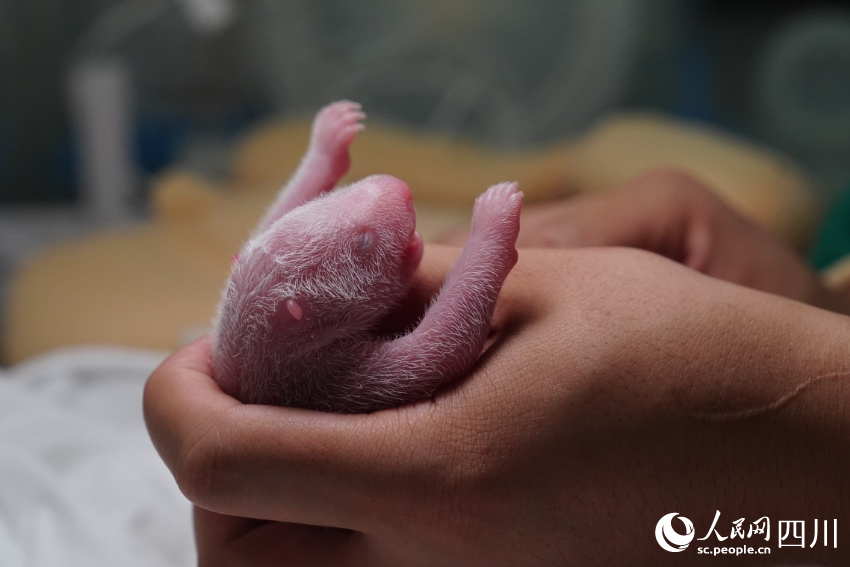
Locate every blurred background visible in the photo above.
<box><xmin>4</xmin><ymin>0</ymin><xmax>850</xmax><ymax>200</ymax></box>
<box><xmin>3</xmin><ymin>0</ymin><xmax>850</xmax><ymax>355</ymax></box>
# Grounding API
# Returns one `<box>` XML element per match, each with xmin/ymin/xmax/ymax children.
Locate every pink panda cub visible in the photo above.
<box><xmin>213</xmin><ymin>101</ymin><xmax>522</xmax><ymax>413</ymax></box>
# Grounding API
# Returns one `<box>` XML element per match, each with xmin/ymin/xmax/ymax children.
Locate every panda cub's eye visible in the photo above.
<box><xmin>353</xmin><ymin>228</ymin><xmax>378</xmax><ymax>254</ymax></box>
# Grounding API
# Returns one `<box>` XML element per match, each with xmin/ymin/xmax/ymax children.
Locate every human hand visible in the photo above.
<box><xmin>438</xmin><ymin>169</ymin><xmax>849</xmax><ymax>314</ymax></box>
<box><xmin>145</xmin><ymin>244</ymin><xmax>850</xmax><ymax>566</ymax></box>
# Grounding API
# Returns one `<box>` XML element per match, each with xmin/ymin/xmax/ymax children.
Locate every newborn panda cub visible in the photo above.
<box><xmin>213</xmin><ymin>101</ymin><xmax>522</xmax><ymax>413</ymax></box>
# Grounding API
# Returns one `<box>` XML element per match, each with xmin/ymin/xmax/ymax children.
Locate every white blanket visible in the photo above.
<box><xmin>0</xmin><ymin>348</ymin><xmax>195</xmax><ymax>567</ymax></box>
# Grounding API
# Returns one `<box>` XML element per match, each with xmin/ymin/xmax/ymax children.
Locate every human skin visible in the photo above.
<box><xmin>438</xmin><ymin>168</ymin><xmax>850</xmax><ymax>316</ymax></box>
<box><xmin>145</xmin><ymin>240</ymin><xmax>850</xmax><ymax>565</ymax></box>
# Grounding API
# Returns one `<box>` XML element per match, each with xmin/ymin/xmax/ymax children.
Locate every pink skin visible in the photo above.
<box><xmin>213</xmin><ymin>101</ymin><xmax>522</xmax><ymax>412</ymax></box>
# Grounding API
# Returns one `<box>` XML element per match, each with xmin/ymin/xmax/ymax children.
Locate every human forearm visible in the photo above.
<box><xmin>603</xmin><ymin>279</ymin><xmax>850</xmax><ymax>565</ymax></box>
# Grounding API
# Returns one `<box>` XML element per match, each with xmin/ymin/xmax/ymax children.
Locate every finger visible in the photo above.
<box><xmin>194</xmin><ymin>508</ymin><xmax>369</xmax><ymax>567</ymax></box>
<box><xmin>519</xmin><ymin>169</ymin><xmax>717</xmax><ymax>270</ymax></box>
<box><xmin>433</xmin><ymin>169</ymin><xmax>712</xmax><ymax>263</ymax></box>
<box><xmin>143</xmin><ymin>335</ymin><xmax>239</xmax><ymax>473</ymax></box>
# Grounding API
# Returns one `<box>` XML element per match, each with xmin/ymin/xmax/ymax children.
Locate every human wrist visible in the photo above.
<box><xmin>642</xmin><ymin>283</ymin><xmax>850</xmax><ymax>564</ymax></box>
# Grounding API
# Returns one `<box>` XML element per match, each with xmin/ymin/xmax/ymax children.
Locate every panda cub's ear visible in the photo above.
<box><xmin>286</xmin><ymin>299</ymin><xmax>304</xmax><ymax>320</ymax></box>
<box><xmin>274</xmin><ymin>297</ymin><xmax>304</xmax><ymax>325</ymax></box>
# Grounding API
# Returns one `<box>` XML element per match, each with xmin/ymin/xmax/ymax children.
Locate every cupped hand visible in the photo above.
<box><xmin>145</xmin><ymin>244</ymin><xmax>850</xmax><ymax>566</ymax></box>
<box><xmin>438</xmin><ymin>169</ymin><xmax>849</xmax><ymax>315</ymax></box>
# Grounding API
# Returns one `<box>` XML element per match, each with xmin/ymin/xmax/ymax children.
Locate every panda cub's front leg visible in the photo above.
<box><xmin>339</xmin><ymin>182</ymin><xmax>523</xmax><ymax>412</ymax></box>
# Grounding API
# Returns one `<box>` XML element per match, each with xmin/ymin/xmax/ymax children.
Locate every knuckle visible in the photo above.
<box><xmin>632</xmin><ymin>167</ymin><xmax>713</xmax><ymax>200</ymax></box>
<box><xmin>628</xmin><ymin>168</ymin><xmax>731</xmax><ymax>224</ymax></box>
